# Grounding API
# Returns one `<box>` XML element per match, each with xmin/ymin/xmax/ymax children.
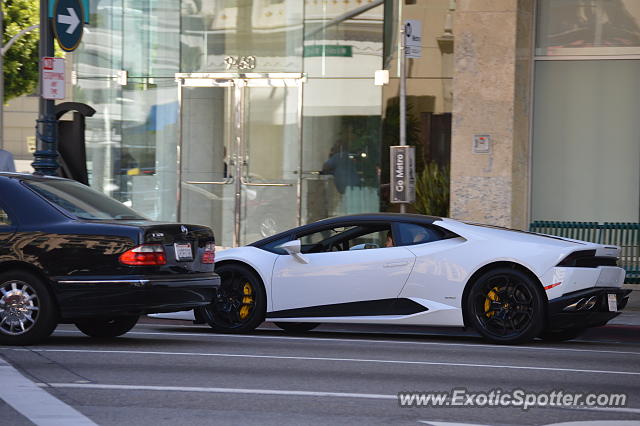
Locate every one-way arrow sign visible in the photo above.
<box><xmin>58</xmin><ymin>7</ymin><xmax>80</xmax><ymax>34</ymax></box>
<box><xmin>53</xmin><ymin>0</ymin><xmax>85</xmax><ymax>51</ymax></box>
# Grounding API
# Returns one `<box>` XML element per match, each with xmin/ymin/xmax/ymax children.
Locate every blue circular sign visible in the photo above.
<box><xmin>53</xmin><ymin>0</ymin><xmax>84</xmax><ymax>52</ymax></box>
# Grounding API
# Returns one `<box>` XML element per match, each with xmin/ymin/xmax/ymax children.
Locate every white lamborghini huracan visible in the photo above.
<box><xmin>196</xmin><ymin>213</ymin><xmax>630</xmax><ymax>344</ymax></box>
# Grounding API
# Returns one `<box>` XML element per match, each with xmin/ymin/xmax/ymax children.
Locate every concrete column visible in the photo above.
<box><xmin>449</xmin><ymin>0</ymin><xmax>534</xmax><ymax>229</ymax></box>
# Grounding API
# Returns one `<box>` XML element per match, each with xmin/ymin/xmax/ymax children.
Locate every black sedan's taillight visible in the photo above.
<box><xmin>119</xmin><ymin>244</ymin><xmax>167</xmax><ymax>266</ymax></box>
<box><xmin>201</xmin><ymin>241</ymin><xmax>215</xmax><ymax>264</ymax></box>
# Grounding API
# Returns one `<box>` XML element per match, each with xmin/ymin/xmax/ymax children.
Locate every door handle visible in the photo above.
<box><xmin>383</xmin><ymin>261</ymin><xmax>409</xmax><ymax>268</ymax></box>
<box><xmin>185</xmin><ymin>179</ymin><xmax>233</xmax><ymax>185</ymax></box>
<box><xmin>240</xmin><ymin>177</ymin><xmax>293</xmax><ymax>187</ymax></box>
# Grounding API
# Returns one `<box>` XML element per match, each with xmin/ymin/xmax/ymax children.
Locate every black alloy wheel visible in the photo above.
<box><xmin>201</xmin><ymin>264</ymin><xmax>266</xmax><ymax>333</ymax></box>
<box><xmin>274</xmin><ymin>322</ymin><xmax>320</xmax><ymax>333</ymax></box>
<box><xmin>467</xmin><ymin>267</ymin><xmax>545</xmax><ymax>344</ymax></box>
<box><xmin>74</xmin><ymin>316</ymin><xmax>139</xmax><ymax>338</ymax></box>
<box><xmin>0</xmin><ymin>270</ymin><xmax>57</xmax><ymax>346</ymax></box>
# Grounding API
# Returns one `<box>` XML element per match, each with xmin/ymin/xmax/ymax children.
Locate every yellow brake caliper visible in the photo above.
<box><xmin>239</xmin><ymin>282</ymin><xmax>254</xmax><ymax>320</ymax></box>
<box><xmin>484</xmin><ymin>287</ymin><xmax>500</xmax><ymax>318</ymax></box>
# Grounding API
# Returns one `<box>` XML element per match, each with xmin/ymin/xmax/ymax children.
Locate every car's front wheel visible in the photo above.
<box><xmin>467</xmin><ymin>267</ymin><xmax>545</xmax><ymax>344</ymax></box>
<box><xmin>201</xmin><ymin>264</ymin><xmax>266</xmax><ymax>333</ymax></box>
<box><xmin>0</xmin><ymin>270</ymin><xmax>57</xmax><ymax>346</ymax></box>
<box><xmin>74</xmin><ymin>316</ymin><xmax>139</xmax><ymax>338</ymax></box>
<box><xmin>274</xmin><ymin>322</ymin><xmax>320</xmax><ymax>333</ymax></box>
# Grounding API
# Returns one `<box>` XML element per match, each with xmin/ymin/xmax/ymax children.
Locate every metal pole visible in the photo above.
<box><xmin>32</xmin><ymin>0</ymin><xmax>58</xmax><ymax>175</ymax></box>
<box><xmin>399</xmin><ymin>20</ymin><xmax>407</xmax><ymax>214</ymax></box>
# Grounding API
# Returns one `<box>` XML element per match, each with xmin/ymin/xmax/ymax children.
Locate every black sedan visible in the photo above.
<box><xmin>0</xmin><ymin>173</ymin><xmax>220</xmax><ymax>345</ymax></box>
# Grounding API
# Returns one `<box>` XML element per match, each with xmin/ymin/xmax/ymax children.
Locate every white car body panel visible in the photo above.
<box><xmin>271</xmin><ymin>246</ymin><xmax>415</xmax><ymax>311</ymax></box>
<box><xmin>152</xmin><ymin>216</ymin><xmax>627</xmax><ymax>329</ymax></box>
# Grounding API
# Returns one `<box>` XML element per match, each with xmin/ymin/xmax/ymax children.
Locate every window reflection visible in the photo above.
<box><xmin>180</xmin><ymin>0</ymin><xmax>304</xmax><ymax>72</ymax></box>
<box><xmin>537</xmin><ymin>0</ymin><xmax>640</xmax><ymax>54</ymax></box>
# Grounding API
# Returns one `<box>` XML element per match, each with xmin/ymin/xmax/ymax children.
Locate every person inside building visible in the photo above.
<box><xmin>0</xmin><ymin>149</ymin><xmax>16</xmax><ymax>172</ymax></box>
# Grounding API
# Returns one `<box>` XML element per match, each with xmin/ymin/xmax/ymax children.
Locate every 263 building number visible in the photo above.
<box><xmin>225</xmin><ymin>56</ymin><xmax>257</xmax><ymax>70</ymax></box>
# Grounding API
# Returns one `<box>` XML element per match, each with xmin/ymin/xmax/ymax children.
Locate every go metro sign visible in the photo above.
<box><xmin>51</xmin><ymin>0</ymin><xmax>88</xmax><ymax>52</ymax></box>
<box><xmin>390</xmin><ymin>146</ymin><xmax>416</xmax><ymax>204</ymax></box>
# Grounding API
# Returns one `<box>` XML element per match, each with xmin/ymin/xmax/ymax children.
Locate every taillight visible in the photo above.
<box><xmin>202</xmin><ymin>241</ymin><xmax>215</xmax><ymax>264</ymax></box>
<box><xmin>119</xmin><ymin>244</ymin><xmax>167</xmax><ymax>266</ymax></box>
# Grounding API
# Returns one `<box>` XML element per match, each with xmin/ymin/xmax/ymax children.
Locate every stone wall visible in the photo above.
<box><xmin>449</xmin><ymin>0</ymin><xmax>534</xmax><ymax>228</ymax></box>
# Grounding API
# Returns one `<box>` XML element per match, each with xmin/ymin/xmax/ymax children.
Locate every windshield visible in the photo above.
<box><xmin>24</xmin><ymin>179</ymin><xmax>147</xmax><ymax>221</ymax></box>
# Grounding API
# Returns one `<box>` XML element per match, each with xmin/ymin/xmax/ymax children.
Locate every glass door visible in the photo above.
<box><xmin>176</xmin><ymin>73</ymin><xmax>304</xmax><ymax>247</ymax></box>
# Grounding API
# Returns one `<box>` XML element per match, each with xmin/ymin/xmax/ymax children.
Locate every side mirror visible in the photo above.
<box><xmin>277</xmin><ymin>240</ymin><xmax>309</xmax><ymax>264</ymax></box>
<box><xmin>279</xmin><ymin>240</ymin><xmax>301</xmax><ymax>254</ymax></box>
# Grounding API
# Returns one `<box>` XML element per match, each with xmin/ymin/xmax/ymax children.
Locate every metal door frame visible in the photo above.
<box><xmin>175</xmin><ymin>72</ymin><xmax>305</xmax><ymax>247</ymax></box>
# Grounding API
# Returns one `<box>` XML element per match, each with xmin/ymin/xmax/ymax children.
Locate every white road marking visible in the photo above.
<box><xmin>10</xmin><ymin>348</ymin><xmax>640</xmax><ymax>376</ymax></box>
<box><xmin>52</xmin><ymin>327</ymin><xmax>640</xmax><ymax>357</ymax></box>
<box><xmin>41</xmin><ymin>383</ymin><xmax>396</xmax><ymax>400</ymax></box>
<box><xmin>418</xmin><ymin>422</ymin><xmax>489</xmax><ymax>426</ymax></box>
<box><xmin>0</xmin><ymin>358</ymin><xmax>97</xmax><ymax>426</ymax></box>
<box><xmin>419</xmin><ymin>422</ymin><xmax>640</xmax><ymax>426</ymax></box>
<box><xmin>34</xmin><ymin>383</ymin><xmax>640</xmax><ymax>417</ymax></box>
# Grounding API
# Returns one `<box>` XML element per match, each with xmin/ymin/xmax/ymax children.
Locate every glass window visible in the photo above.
<box><xmin>121</xmin><ymin>78</ymin><xmax>179</xmax><ymax>221</ymax></box>
<box><xmin>259</xmin><ymin>235</ymin><xmax>292</xmax><ymax>255</ymax></box>
<box><xmin>180</xmin><ymin>0</ymin><xmax>304</xmax><ymax>73</ymax></box>
<box><xmin>25</xmin><ymin>180</ymin><xmax>146</xmax><ymax>221</ymax></box>
<box><xmin>297</xmin><ymin>224</ymin><xmax>390</xmax><ymax>253</ymax></box>
<box><xmin>303</xmin><ymin>0</ymin><xmax>384</xmax><ymax>78</ymax></box>
<box><xmin>395</xmin><ymin>223</ymin><xmax>445</xmax><ymax>246</ymax></box>
<box><xmin>76</xmin><ymin>0</ymin><xmax>123</xmax><ymax>78</ymax></box>
<box><xmin>302</xmin><ymin>78</ymin><xmax>382</xmax><ymax>222</ymax></box>
<box><xmin>123</xmin><ymin>0</ymin><xmax>180</xmax><ymax>77</ymax></box>
<box><xmin>532</xmin><ymin>60</ymin><xmax>640</xmax><ymax>222</ymax></box>
<box><xmin>536</xmin><ymin>0</ymin><xmax>640</xmax><ymax>55</ymax></box>
<box><xmin>0</xmin><ymin>207</ymin><xmax>11</xmax><ymax>226</ymax></box>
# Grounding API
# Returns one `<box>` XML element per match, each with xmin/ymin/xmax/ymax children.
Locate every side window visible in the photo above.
<box><xmin>260</xmin><ymin>235</ymin><xmax>292</xmax><ymax>255</ymax></box>
<box><xmin>297</xmin><ymin>224</ymin><xmax>392</xmax><ymax>253</ymax></box>
<box><xmin>0</xmin><ymin>207</ymin><xmax>12</xmax><ymax>226</ymax></box>
<box><xmin>395</xmin><ymin>223</ymin><xmax>446</xmax><ymax>246</ymax></box>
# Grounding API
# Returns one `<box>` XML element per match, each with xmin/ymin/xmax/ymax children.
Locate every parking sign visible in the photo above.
<box><xmin>42</xmin><ymin>57</ymin><xmax>65</xmax><ymax>100</ymax></box>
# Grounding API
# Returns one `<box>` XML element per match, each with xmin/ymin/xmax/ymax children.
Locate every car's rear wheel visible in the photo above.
<box><xmin>539</xmin><ymin>328</ymin><xmax>585</xmax><ymax>342</ymax></box>
<box><xmin>467</xmin><ymin>268</ymin><xmax>545</xmax><ymax>344</ymax></box>
<box><xmin>0</xmin><ymin>270</ymin><xmax>57</xmax><ymax>346</ymax></box>
<box><xmin>74</xmin><ymin>316</ymin><xmax>139</xmax><ymax>338</ymax></box>
<box><xmin>202</xmin><ymin>264</ymin><xmax>266</xmax><ymax>333</ymax></box>
<box><xmin>274</xmin><ymin>322</ymin><xmax>320</xmax><ymax>333</ymax></box>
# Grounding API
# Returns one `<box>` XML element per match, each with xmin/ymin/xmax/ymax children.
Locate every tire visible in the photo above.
<box><xmin>74</xmin><ymin>316</ymin><xmax>139</xmax><ymax>338</ymax></box>
<box><xmin>202</xmin><ymin>264</ymin><xmax>266</xmax><ymax>333</ymax></box>
<box><xmin>539</xmin><ymin>328</ymin><xmax>585</xmax><ymax>342</ymax></box>
<box><xmin>466</xmin><ymin>267</ymin><xmax>545</xmax><ymax>345</ymax></box>
<box><xmin>274</xmin><ymin>322</ymin><xmax>320</xmax><ymax>333</ymax></box>
<box><xmin>0</xmin><ymin>270</ymin><xmax>57</xmax><ymax>346</ymax></box>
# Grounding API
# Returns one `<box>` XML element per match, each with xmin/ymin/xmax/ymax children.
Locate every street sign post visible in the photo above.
<box><xmin>41</xmin><ymin>57</ymin><xmax>65</xmax><ymax>100</ymax></box>
<box><xmin>390</xmin><ymin>146</ymin><xmax>416</xmax><ymax>204</ymax></box>
<box><xmin>52</xmin><ymin>0</ymin><xmax>84</xmax><ymax>52</ymax></box>
<box><xmin>404</xmin><ymin>19</ymin><xmax>422</xmax><ymax>59</ymax></box>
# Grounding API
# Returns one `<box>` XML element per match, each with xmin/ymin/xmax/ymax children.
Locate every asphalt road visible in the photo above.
<box><xmin>1</xmin><ymin>317</ymin><xmax>639</xmax><ymax>426</ymax></box>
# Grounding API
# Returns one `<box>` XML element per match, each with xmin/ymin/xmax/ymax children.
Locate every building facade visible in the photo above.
<box><xmin>71</xmin><ymin>0</ymin><xmax>640</xmax><ymax>247</ymax></box>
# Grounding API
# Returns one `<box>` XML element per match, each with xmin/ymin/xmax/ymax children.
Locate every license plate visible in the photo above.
<box><xmin>174</xmin><ymin>243</ymin><xmax>193</xmax><ymax>261</ymax></box>
<box><xmin>607</xmin><ymin>294</ymin><xmax>618</xmax><ymax>312</ymax></box>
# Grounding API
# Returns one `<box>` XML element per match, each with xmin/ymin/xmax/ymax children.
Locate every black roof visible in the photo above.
<box><xmin>250</xmin><ymin>213</ymin><xmax>443</xmax><ymax>247</ymax></box>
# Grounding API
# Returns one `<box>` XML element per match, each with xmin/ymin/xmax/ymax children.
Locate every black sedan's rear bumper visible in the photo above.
<box><xmin>546</xmin><ymin>287</ymin><xmax>631</xmax><ymax>332</ymax></box>
<box><xmin>52</xmin><ymin>273</ymin><xmax>220</xmax><ymax>319</ymax></box>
